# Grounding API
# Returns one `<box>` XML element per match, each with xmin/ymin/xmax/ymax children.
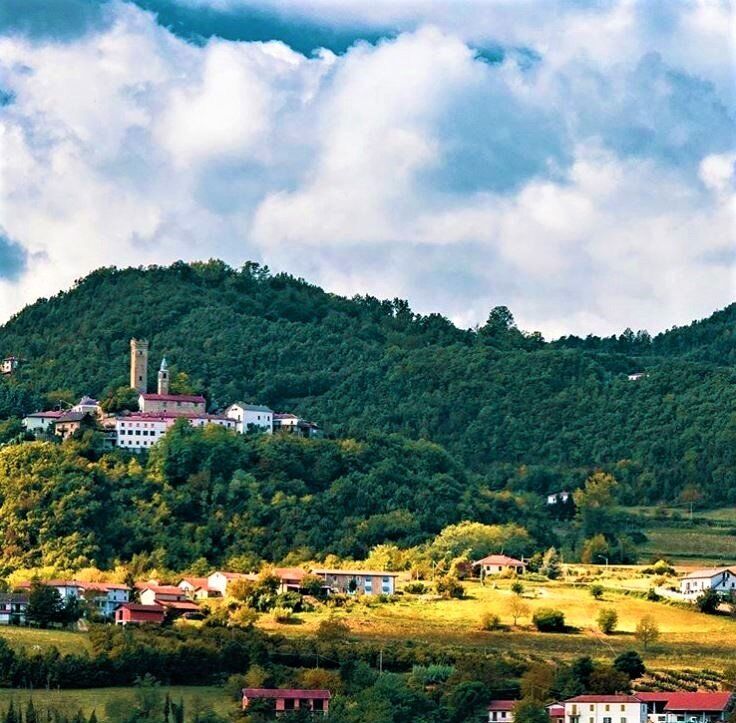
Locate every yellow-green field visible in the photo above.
<box><xmin>259</xmin><ymin>571</ymin><xmax>734</xmax><ymax>669</ymax></box>
<box><xmin>0</xmin><ymin>687</ymin><xmax>230</xmax><ymax>717</ymax></box>
<box><xmin>0</xmin><ymin>626</ymin><xmax>91</xmax><ymax>655</ymax></box>
<box><xmin>637</xmin><ymin>526</ymin><xmax>736</xmax><ymax>565</ymax></box>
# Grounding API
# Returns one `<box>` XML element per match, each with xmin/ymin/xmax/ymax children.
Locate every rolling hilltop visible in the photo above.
<box><xmin>1</xmin><ymin>259</ymin><xmax>735</xmax><ymax>506</ymax></box>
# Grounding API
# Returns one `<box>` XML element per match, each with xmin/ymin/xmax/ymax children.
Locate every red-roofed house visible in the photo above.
<box><xmin>242</xmin><ymin>688</ymin><xmax>330</xmax><ymax>715</ymax></box>
<box><xmin>488</xmin><ymin>700</ymin><xmax>516</xmax><ymax>723</ymax></box>
<box><xmin>177</xmin><ymin>577</ymin><xmax>220</xmax><ymax>600</ymax></box>
<box><xmin>564</xmin><ymin>695</ymin><xmax>647</xmax><ymax>723</ymax></box>
<box><xmin>637</xmin><ymin>692</ymin><xmax>735</xmax><ymax>723</ymax></box>
<box><xmin>474</xmin><ymin>554</ymin><xmax>526</xmax><ymax>579</ymax></box>
<box><xmin>139</xmin><ymin>585</ymin><xmax>190</xmax><ymax>606</ymax></box>
<box><xmin>22</xmin><ymin>410</ymin><xmax>63</xmax><ymax>433</ymax></box>
<box><xmin>115</xmin><ymin>603</ymin><xmax>165</xmax><ymax>625</ymax></box>
<box><xmin>207</xmin><ymin>571</ymin><xmax>259</xmax><ymax>597</ymax></box>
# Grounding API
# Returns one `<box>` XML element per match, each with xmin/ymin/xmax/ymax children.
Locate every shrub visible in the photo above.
<box><xmin>511</xmin><ymin>581</ymin><xmax>524</xmax><ymax>596</ymax></box>
<box><xmin>480</xmin><ymin>612</ymin><xmax>502</xmax><ymax>631</ymax></box>
<box><xmin>316</xmin><ymin>614</ymin><xmax>350</xmax><ymax>641</ymax></box>
<box><xmin>597</xmin><ymin>608</ymin><xmax>618</xmax><ymax>635</ymax></box>
<box><xmin>695</xmin><ymin>588</ymin><xmax>721</xmax><ymax>614</ymax></box>
<box><xmin>532</xmin><ymin>608</ymin><xmax>565</xmax><ymax>632</ymax></box>
<box><xmin>435</xmin><ymin>575</ymin><xmax>465</xmax><ymax>599</ymax></box>
<box><xmin>272</xmin><ymin>607</ymin><xmax>293</xmax><ymax>624</ymax></box>
<box><xmin>646</xmin><ymin>587</ymin><xmax>661</xmax><ymax>602</ymax></box>
<box><xmin>590</xmin><ymin>584</ymin><xmax>604</xmax><ymax>600</ymax></box>
<box><xmin>404</xmin><ymin>581</ymin><xmax>427</xmax><ymax>595</ymax></box>
<box><xmin>614</xmin><ymin>650</ymin><xmax>646</xmax><ymax>679</ymax></box>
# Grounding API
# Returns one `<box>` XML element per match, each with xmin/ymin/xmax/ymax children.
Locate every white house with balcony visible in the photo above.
<box><xmin>564</xmin><ymin>695</ymin><xmax>647</xmax><ymax>723</ymax></box>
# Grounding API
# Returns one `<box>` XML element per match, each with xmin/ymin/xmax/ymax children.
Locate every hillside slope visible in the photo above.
<box><xmin>0</xmin><ymin>260</ymin><xmax>734</xmax><ymax>503</ymax></box>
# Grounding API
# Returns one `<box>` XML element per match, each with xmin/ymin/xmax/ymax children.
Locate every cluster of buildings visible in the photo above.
<box><xmin>21</xmin><ymin>339</ymin><xmax>321</xmax><ymax>451</ymax></box>
<box><xmin>0</xmin><ymin>566</ymin><xmax>400</xmax><ymax>626</ymax></box>
<box><xmin>236</xmin><ymin>686</ymin><xmax>736</xmax><ymax>720</ymax></box>
<box><xmin>488</xmin><ymin>693</ymin><xmax>735</xmax><ymax>723</ymax></box>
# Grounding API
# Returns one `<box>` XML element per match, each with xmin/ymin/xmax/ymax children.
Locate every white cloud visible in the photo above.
<box><xmin>0</xmin><ymin>0</ymin><xmax>733</xmax><ymax>338</ymax></box>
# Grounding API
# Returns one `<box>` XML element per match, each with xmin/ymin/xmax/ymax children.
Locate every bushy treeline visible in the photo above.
<box><xmin>0</xmin><ymin>261</ymin><xmax>733</xmax><ymax>504</ymax></box>
<box><xmin>0</xmin><ymin>426</ymin><xmax>554</xmax><ymax>572</ymax></box>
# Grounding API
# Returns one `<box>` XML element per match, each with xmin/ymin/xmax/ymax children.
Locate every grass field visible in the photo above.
<box><xmin>259</xmin><ymin>573</ymin><xmax>735</xmax><ymax>670</ymax></box>
<box><xmin>0</xmin><ymin>626</ymin><xmax>91</xmax><ymax>655</ymax></box>
<box><xmin>637</xmin><ymin>526</ymin><xmax>736</xmax><ymax>565</ymax></box>
<box><xmin>0</xmin><ymin>687</ymin><xmax>231</xmax><ymax>717</ymax></box>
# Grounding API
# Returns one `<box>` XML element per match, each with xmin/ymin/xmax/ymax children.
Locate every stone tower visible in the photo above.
<box><xmin>130</xmin><ymin>338</ymin><xmax>149</xmax><ymax>394</ymax></box>
<box><xmin>157</xmin><ymin>357</ymin><xmax>169</xmax><ymax>395</ymax></box>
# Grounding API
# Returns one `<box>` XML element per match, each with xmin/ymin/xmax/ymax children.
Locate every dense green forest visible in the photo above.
<box><xmin>0</xmin><ymin>259</ymin><xmax>734</xmax><ymax>507</ymax></box>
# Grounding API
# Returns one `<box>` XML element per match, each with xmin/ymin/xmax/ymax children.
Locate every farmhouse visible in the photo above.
<box><xmin>273</xmin><ymin>413</ymin><xmax>322</xmax><ymax>438</ymax></box>
<box><xmin>177</xmin><ymin>577</ymin><xmax>220</xmax><ymax>600</ymax></box>
<box><xmin>679</xmin><ymin>567</ymin><xmax>736</xmax><ymax>599</ymax></box>
<box><xmin>564</xmin><ymin>695</ymin><xmax>648</xmax><ymax>723</ymax></box>
<box><xmin>242</xmin><ymin>688</ymin><xmax>330</xmax><ymax>715</ymax></box>
<box><xmin>637</xmin><ymin>692</ymin><xmax>735</xmax><ymax>723</ymax></box>
<box><xmin>311</xmin><ymin>569</ymin><xmax>398</xmax><ymax>596</ymax></box>
<box><xmin>488</xmin><ymin>700</ymin><xmax>515</xmax><ymax>723</ymax></box>
<box><xmin>474</xmin><ymin>554</ymin><xmax>526</xmax><ymax>579</ymax></box>
<box><xmin>0</xmin><ymin>594</ymin><xmax>28</xmax><ymax>625</ymax></box>
<box><xmin>22</xmin><ymin>410</ymin><xmax>62</xmax><ymax>433</ymax></box>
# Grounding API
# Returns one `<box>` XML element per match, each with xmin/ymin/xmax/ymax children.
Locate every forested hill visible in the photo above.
<box><xmin>0</xmin><ymin>260</ymin><xmax>735</xmax><ymax>504</ymax></box>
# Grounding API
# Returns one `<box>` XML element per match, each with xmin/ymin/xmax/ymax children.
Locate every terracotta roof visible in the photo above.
<box><xmin>26</xmin><ymin>410</ymin><xmax>64</xmax><ymax>418</ymax></box>
<box><xmin>158</xmin><ymin>600</ymin><xmax>200</xmax><ymax>611</ymax></box>
<box><xmin>474</xmin><ymin>554</ymin><xmax>526</xmax><ymax>566</ymax></box>
<box><xmin>16</xmin><ymin>580</ymin><xmax>128</xmax><ymax>592</ymax></box>
<box><xmin>140</xmin><ymin>393</ymin><xmax>205</xmax><ymax>403</ymax></box>
<box><xmin>548</xmin><ymin>705</ymin><xmax>565</xmax><ymax>716</ymax></box>
<box><xmin>660</xmin><ymin>693</ymin><xmax>731</xmax><ymax>712</ymax></box>
<box><xmin>312</xmin><ymin>569</ymin><xmax>399</xmax><ymax>577</ymax></box>
<box><xmin>242</xmin><ymin>689</ymin><xmax>331</xmax><ymax>700</ymax></box>
<box><xmin>178</xmin><ymin>577</ymin><xmax>210</xmax><ymax>589</ymax></box>
<box><xmin>272</xmin><ymin>567</ymin><xmax>307</xmax><ymax>580</ymax></box>
<box><xmin>566</xmin><ymin>696</ymin><xmax>642</xmax><ymax>703</ymax></box>
<box><xmin>119</xmin><ymin>603</ymin><xmax>164</xmax><ymax>613</ymax></box>
<box><xmin>211</xmin><ymin>571</ymin><xmax>255</xmax><ymax>581</ymax></box>
<box><xmin>487</xmin><ymin>701</ymin><xmax>516</xmax><ymax>711</ymax></box>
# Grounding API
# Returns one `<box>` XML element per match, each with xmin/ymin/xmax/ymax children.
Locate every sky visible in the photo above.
<box><xmin>0</xmin><ymin>0</ymin><xmax>734</xmax><ymax>338</ymax></box>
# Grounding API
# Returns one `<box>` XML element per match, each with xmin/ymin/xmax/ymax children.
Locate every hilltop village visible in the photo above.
<box><xmin>20</xmin><ymin>339</ymin><xmax>321</xmax><ymax>450</ymax></box>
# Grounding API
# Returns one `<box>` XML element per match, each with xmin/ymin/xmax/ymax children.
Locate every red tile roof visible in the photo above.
<box><xmin>566</xmin><ymin>696</ymin><xmax>643</xmax><ymax>703</ymax></box>
<box><xmin>242</xmin><ymin>689</ymin><xmax>331</xmax><ymax>700</ymax></box>
<box><xmin>662</xmin><ymin>693</ymin><xmax>732</xmax><ymax>712</ymax></box>
<box><xmin>548</xmin><ymin>705</ymin><xmax>565</xmax><ymax>716</ymax></box>
<box><xmin>487</xmin><ymin>701</ymin><xmax>516</xmax><ymax>711</ymax></box>
<box><xmin>119</xmin><ymin>603</ymin><xmax>164</xmax><ymax>612</ymax></box>
<box><xmin>474</xmin><ymin>554</ymin><xmax>526</xmax><ymax>566</ymax></box>
<box><xmin>158</xmin><ymin>600</ymin><xmax>200</xmax><ymax>611</ymax></box>
<box><xmin>140</xmin><ymin>393</ymin><xmax>206</xmax><ymax>403</ymax></box>
<box><xmin>140</xmin><ymin>584</ymin><xmax>185</xmax><ymax>595</ymax></box>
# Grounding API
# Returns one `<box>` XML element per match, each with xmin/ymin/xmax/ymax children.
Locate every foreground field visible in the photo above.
<box><xmin>259</xmin><ymin>572</ymin><xmax>734</xmax><ymax>670</ymax></box>
<box><xmin>0</xmin><ymin>687</ymin><xmax>230</xmax><ymax>717</ymax></box>
<box><xmin>0</xmin><ymin>626</ymin><xmax>91</xmax><ymax>655</ymax></box>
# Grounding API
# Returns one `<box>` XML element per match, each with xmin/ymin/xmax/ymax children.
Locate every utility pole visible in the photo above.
<box><xmin>379</xmin><ymin>648</ymin><xmax>383</xmax><ymax>674</ymax></box>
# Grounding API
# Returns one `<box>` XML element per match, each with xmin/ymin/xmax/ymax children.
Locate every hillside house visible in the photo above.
<box><xmin>637</xmin><ymin>692</ymin><xmax>735</xmax><ymax>723</ymax></box>
<box><xmin>0</xmin><ymin>594</ymin><xmax>28</xmax><ymax>625</ymax></box>
<box><xmin>487</xmin><ymin>701</ymin><xmax>566</xmax><ymax>723</ymax></box>
<box><xmin>139</xmin><ymin>584</ymin><xmax>189</xmax><ymax>606</ymax></box>
<box><xmin>226</xmin><ymin>403</ymin><xmax>274</xmax><ymax>434</ymax></box>
<box><xmin>242</xmin><ymin>689</ymin><xmax>330</xmax><ymax>715</ymax></box>
<box><xmin>474</xmin><ymin>554</ymin><xmax>526</xmax><ymax>580</ymax></box>
<box><xmin>72</xmin><ymin>396</ymin><xmax>101</xmax><ymax>415</ymax></box>
<box><xmin>138</xmin><ymin>393</ymin><xmax>207</xmax><ymax>415</ymax></box>
<box><xmin>311</xmin><ymin>569</ymin><xmax>398</xmax><ymax>596</ymax></box>
<box><xmin>22</xmin><ymin>410</ymin><xmax>63</xmax><ymax>433</ymax></box>
<box><xmin>273</xmin><ymin>413</ymin><xmax>322</xmax><ymax>438</ymax></box>
<box><xmin>564</xmin><ymin>695</ymin><xmax>648</xmax><ymax>723</ymax></box>
<box><xmin>488</xmin><ymin>700</ymin><xmax>515</xmax><ymax>723</ymax></box>
<box><xmin>546</xmin><ymin>491</ymin><xmax>570</xmax><ymax>505</ymax></box>
<box><xmin>177</xmin><ymin>577</ymin><xmax>220</xmax><ymax>600</ymax></box>
<box><xmin>1</xmin><ymin>357</ymin><xmax>19</xmax><ymax>375</ymax></box>
<box><xmin>115</xmin><ymin>603</ymin><xmax>165</xmax><ymax>625</ymax></box>
<box><xmin>206</xmin><ymin>571</ymin><xmax>258</xmax><ymax>597</ymax></box>
<box><xmin>679</xmin><ymin>567</ymin><xmax>736</xmax><ymax>599</ymax></box>
<box><xmin>54</xmin><ymin>411</ymin><xmax>98</xmax><ymax>440</ymax></box>
<box><xmin>627</xmin><ymin>372</ymin><xmax>647</xmax><ymax>381</ymax></box>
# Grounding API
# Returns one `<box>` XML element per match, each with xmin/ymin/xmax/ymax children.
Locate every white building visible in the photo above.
<box><xmin>1</xmin><ymin>357</ymin><xmax>19</xmax><ymax>375</ymax></box>
<box><xmin>564</xmin><ymin>696</ymin><xmax>648</xmax><ymax>723</ymax></box>
<box><xmin>627</xmin><ymin>372</ymin><xmax>647</xmax><ymax>381</ymax></box>
<box><xmin>637</xmin><ymin>692</ymin><xmax>735</xmax><ymax>723</ymax></box>
<box><xmin>18</xmin><ymin>580</ymin><xmax>130</xmax><ymax>619</ymax></box>
<box><xmin>547</xmin><ymin>491</ymin><xmax>571</xmax><ymax>505</ymax></box>
<box><xmin>22</xmin><ymin>410</ymin><xmax>63</xmax><ymax>433</ymax></box>
<box><xmin>72</xmin><ymin>396</ymin><xmax>101</xmax><ymax>415</ymax></box>
<box><xmin>207</xmin><ymin>571</ymin><xmax>258</xmax><ymax>597</ymax></box>
<box><xmin>226</xmin><ymin>403</ymin><xmax>274</xmax><ymax>434</ymax></box>
<box><xmin>273</xmin><ymin>413</ymin><xmax>322</xmax><ymax>438</ymax></box>
<box><xmin>115</xmin><ymin>413</ymin><xmax>236</xmax><ymax>451</ymax></box>
<box><xmin>679</xmin><ymin>567</ymin><xmax>736</xmax><ymax>600</ymax></box>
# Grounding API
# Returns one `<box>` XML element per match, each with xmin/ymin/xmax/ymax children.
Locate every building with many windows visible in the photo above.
<box><xmin>226</xmin><ymin>402</ymin><xmax>274</xmax><ymax>434</ymax></box>
<box><xmin>310</xmin><ymin>569</ymin><xmax>398</xmax><ymax>596</ymax></box>
<box><xmin>564</xmin><ymin>695</ymin><xmax>648</xmax><ymax>723</ymax></box>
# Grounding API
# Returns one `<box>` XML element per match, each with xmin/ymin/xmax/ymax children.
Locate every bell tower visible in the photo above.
<box><xmin>158</xmin><ymin>357</ymin><xmax>169</xmax><ymax>395</ymax></box>
<box><xmin>130</xmin><ymin>338</ymin><xmax>149</xmax><ymax>394</ymax></box>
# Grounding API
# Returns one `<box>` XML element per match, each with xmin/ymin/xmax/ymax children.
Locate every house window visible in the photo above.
<box><xmin>604</xmin><ymin>718</ymin><xmax>612</xmax><ymax>723</ymax></box>
<box><xmin>492</xmin><ymin>714</ymin><xmax>498</xmax><ymax>721</ymax></box>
